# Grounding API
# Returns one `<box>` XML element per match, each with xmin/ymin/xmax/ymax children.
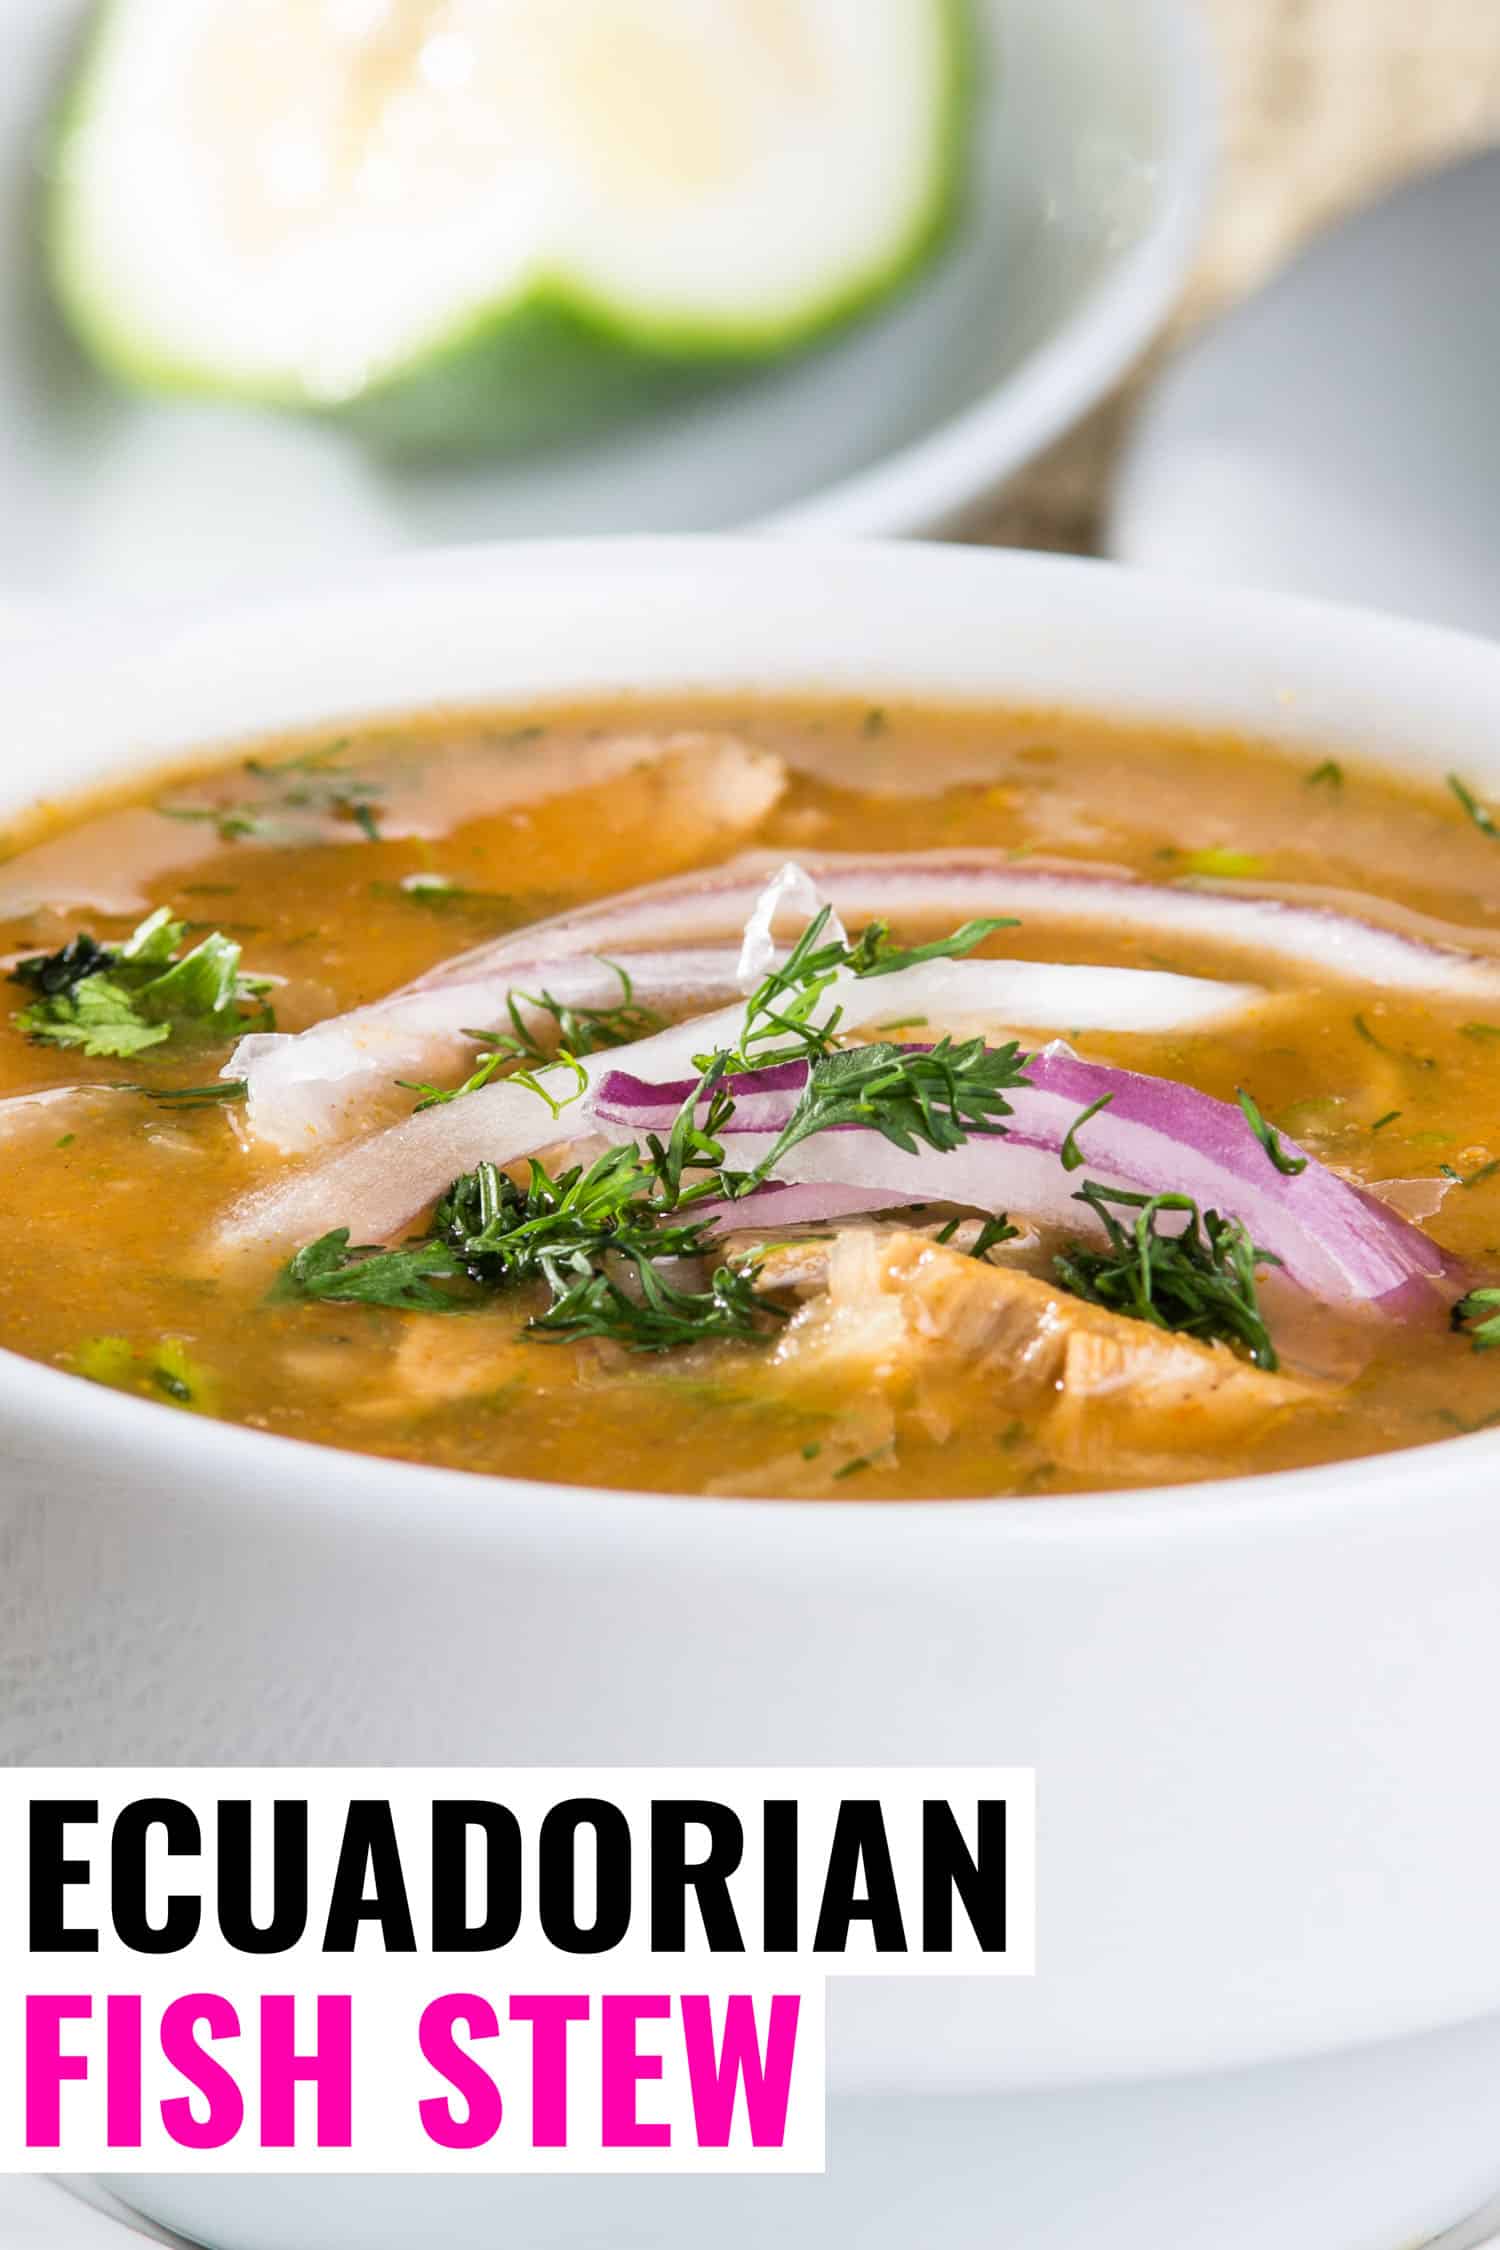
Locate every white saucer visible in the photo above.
<box><xmin>8</xmin><ymin>2171</ymin><xmax>1500</xmax><ymax>2250</ymax></box>
<box><xmin>0</xmin><ymin>0</ymin><xmax>1209</xmax><ymax>601</ymax></box>
<box><xmin>0</xmin><ymin>2179</ymin><xmax>188</xmax><ymax>2247</ymax></box>
<box><xmin>1108</xmin><ymin>148</ymin><xmax>1500</xmax><ymax>634</ymax></box>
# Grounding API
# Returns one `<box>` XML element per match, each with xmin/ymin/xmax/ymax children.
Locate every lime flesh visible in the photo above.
<box><xmin>48</xmin><ymin>0</ymin><xmax>972</xmax><ymax>457</ymax></box>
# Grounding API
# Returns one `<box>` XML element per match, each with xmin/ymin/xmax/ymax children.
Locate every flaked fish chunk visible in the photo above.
<box><xmin>730</xmin><ymin>1215</ymin><xmax>1046</xmax><ymax>1300</ymax></box>
<box><xmin>773</xmin><ymin>1231</ymin><xmax>1326</xmax><ymax>1463</ymax></box>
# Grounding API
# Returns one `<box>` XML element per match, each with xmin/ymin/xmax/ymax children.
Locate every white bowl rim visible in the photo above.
<box><xmin>2</xmin><ymin>532</ymin><xmax>1499</xmax><ymax>1556</ymax></box>
<box><xmin>755</xmin><ymin>0</ymin><xmax>1218</xmax><ymax>539</ymax></box>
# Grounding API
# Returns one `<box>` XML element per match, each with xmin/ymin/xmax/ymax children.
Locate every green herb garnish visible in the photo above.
<box><xmin>739</xmin><ymin>1036</ymin><xmax>1031</xmax><ymax>1194</ymax></box>
<box><xmin>378</xmin><ymin>874</ymin><xmax>541</xmax><ymax>921</ymax></box>
<box><xmin>270</xmin><ymin>1230</ymin><xmax>469</xmax><ymax>1313</ymax></box>
<box><xmin>1054</xmin><ymin>1182</ymin><xmax>1282</xmax><ymax>1370</ymax></box>
<box><xmin>1371</xmin><ymin>1110</ymin><xmax>1402</xmax><ymax>1133</ymax></box>
<box><xmin>708</xmin><ymin>907</ymin><xmax>1016</xmax><ymax>1078</ymax></box>
<box><xmin>1454</xmin><ymin>1289</ymin><xmax>1500</xmax><ymax>1351</ymax></box>
<box><xmin>1060</xmin><ymin>1093</ymin><xmax>1114</xmax><ymax>1173</ymax></box>
<box><xmin>276</xmin><ymin>1146</ymin><xmax>782</xmax><ymax>1353</ymax></box>
<box><xmin>434</xmin><ymin>961</ymin><xmax>665</xmax><ymax>1100</ymax></box>
<box><xmin>158</xmin><ymin>742</ymin><xmax>384</xmax><ymax>844</ymax></box>
<box><xmin>1307</xmin><ymin>761</ymin><xmax>1344</xmax><ymax>789</ymax></box>
<box><xmin>10</xmin><ymin>909</ymin><xmax>273</xmax><ymax>1059</ymax></box>
<box><xmin>1448</xmin><ymin>774</ymin><xmax>1500</xmax><ymax>840</ymax></box>
<box><xmin>857</xmin><ymin>918</ymin><xmax>1018</xmax><ymax>980</ymax></box>
<box><xmin>115</xmin><ymin>1078</ymin><xmax>249</xmax><ymax>1109</ymax></box>
<box><xmin>1179</xmin><ymin>847</ymin><xmax>1266</xmax><ymax>881</ymax></box>
<box><xmin>530</xmin><ymin>1257</ymin><xmax>768</xmax><ymax>1354</ymax></box>
<box><xmin>74</xmin><ymin>1334</ymin><xmax>221</xmax><ymax>1413</ymax></box>
<box><xmin>1439</xmin><ymin>1158</ymin><xmax>1500</xmax><ymax>1191</ymax></box>
<box><xmin>280</xmin><ymin>910</ymin><xmax>1036</xmax><ymax>1357</ymax></box>
<box><xmin>1236</xmin><ymin>1087</ymin><xmax>1308</xmax><ymax>1176</ymax></box>
<box><xmin>936</xmin><ymin>1213</ymin><xmax>1021</xmax><ymax>1258</ymax></box>
<box><xmin>1353</xmin><ymin>1012</ymin><xmax>1434</xmax><ymax>1069</ymax></box>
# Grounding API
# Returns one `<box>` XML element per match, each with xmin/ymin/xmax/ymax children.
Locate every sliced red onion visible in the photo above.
<box><xmin>217</xmin><ymin>955</ymin><xmax>1263</xmax><ymax>1249</ymax></box>
<box><xmin>591</xmin><ymin>1044</ymin><xmax>1460</xmax><ymax>1317</ymax></box>
<box><xmin>408</xmin><ymin>850</ymin><xmax>1500</xmax><ymax>1001</ymax></box>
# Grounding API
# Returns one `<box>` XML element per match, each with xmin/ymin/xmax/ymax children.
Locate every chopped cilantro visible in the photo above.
<box><xmin>9</xmin><ymin>909</ymin><xmax>273</xmax><ymax>1060</ymax></box>
<box><xmin>270</xmin><ymin>1231</ymin><xmax>470</xmax><ymax>1314</ymax></box>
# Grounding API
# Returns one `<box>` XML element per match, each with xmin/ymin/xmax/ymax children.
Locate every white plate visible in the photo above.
<box><xmin>0</xmin><ymin>2179</ymin><xmax>187</xmax><ymax>2245</ymax></box>
<box><xmin>0</xmin><ymin>0</ymin><xmax>1209</xmax><ymax>600</ymax></box>
<box><xmin>5</xmin><ymin>2172</ymin><xmax>1500</xmax><ymax>2250</ymax></box>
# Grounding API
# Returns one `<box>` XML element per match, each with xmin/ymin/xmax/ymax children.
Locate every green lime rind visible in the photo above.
<box><xmin>44</xmin><ymin>0</ymin><xmax>977</xmax><ymax>459</ymax></box>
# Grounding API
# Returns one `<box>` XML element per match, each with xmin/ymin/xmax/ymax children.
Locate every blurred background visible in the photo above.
<box><xmin>989</xmin><ymin>0</ymin><xmax>1500</xmax><ymax>555</ymax></box>
<box><xmin>8</xmin><ymin>0</ymin><xmax>1500</xmax><ymax>611</ymax></box>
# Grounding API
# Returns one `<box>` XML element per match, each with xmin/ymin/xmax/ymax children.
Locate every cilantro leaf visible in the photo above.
<box><xmin>269</xmin><ymin>1231</ymin><xmax>471</xmax><ymax>1313</ymax></box>
<box><xmin>11</xmin><ymin>908</ymin><xmax>274</xmax><ymax>1059</ymax></box>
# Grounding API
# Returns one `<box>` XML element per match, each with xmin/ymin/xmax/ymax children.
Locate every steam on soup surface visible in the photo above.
<box><xmin>0</xmin><ymin>697</ymin><xmax>1497</xmax><ymax>1499</ymax></box>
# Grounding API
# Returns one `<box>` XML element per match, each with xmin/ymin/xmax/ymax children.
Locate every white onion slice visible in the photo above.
<box><xmin>0</xmin><ymin>1085</ymin><xmax>125</xmax><ymax>1141</ymax></box>
<box><xmin>216</xmin><ymin>956</ymin><xmax>1263</xmax><ymax>1248</ymax></box>
<box><xmin>408</xmin><ymin>850</ymin><xmax>1500</xmax><ymax>1001</ymax></box>
<box><xmin>227</xmin><ymin>935</ymin><xmax>1259</xmax><ymax>1154</ymax></box>
<box><xmin>224</xmin><ymin>949</ymin><xmax>748</xmax><ymax>1155</ymax></box>
<box><xmin>735</xmin><ymin>861</ymin><xmax>842</xmax><ymax>990</ymax></box>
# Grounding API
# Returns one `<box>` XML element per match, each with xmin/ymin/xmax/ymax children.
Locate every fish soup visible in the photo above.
<box><xmin>0</xmin><ymin>697</ymin><xmax>1496</xmax><ymax>1499</ymax></box>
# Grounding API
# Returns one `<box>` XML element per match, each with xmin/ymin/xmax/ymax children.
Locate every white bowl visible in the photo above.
<box><xmin>1</xmin><ymin>542</ymin><xmax>1498</xmax><ymax>2250</ymax></box>
<box><xmin>0</xmin><ymin>0</ymin><xmax>1211</xmax><ymax>595</ymax></box>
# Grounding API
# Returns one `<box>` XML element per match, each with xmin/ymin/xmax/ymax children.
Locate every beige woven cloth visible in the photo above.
<box><xmin>978</xmin><ymin>0</ymin><xmax>1500</xmax><ymax>554</ymax></box>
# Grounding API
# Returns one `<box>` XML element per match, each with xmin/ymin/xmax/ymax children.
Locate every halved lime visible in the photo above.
<box><xmin>48</xmin><ymin>0</ymin><xmax>970</xmax><ymax>455</ymax></box>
